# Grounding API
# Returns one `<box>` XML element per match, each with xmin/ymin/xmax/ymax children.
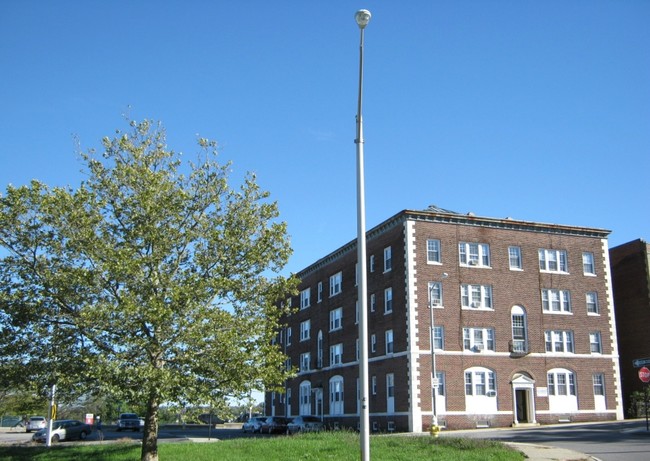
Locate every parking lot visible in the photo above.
<box><xmin>0</xmin><ymin>424</ymin><xmax>253</xmax><ymax>446</ymax></box>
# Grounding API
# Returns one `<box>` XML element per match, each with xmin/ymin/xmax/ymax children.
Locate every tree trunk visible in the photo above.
<box><xmin>141</xmin><ymin>393</ymin><xmax>160</xmax><ymax>461</ymax></box>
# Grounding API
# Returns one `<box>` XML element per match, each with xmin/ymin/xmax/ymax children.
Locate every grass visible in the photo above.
<box><xmin>0</xmin><ymin>432</ymin><xmax>525</xmax><ymax>461</ymax></box>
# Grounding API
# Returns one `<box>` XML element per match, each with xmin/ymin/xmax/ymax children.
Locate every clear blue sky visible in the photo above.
<box><xmin>1</xmin><ymin>0</ymin><xmax>648</xmax><ymax>275</ymax></box>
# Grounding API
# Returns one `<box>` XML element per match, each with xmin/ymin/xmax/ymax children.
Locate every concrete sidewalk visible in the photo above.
<box><xmin>506</xmin><ymin>442</ymin><xmax>595</xmax><ymax>461</ymax></box>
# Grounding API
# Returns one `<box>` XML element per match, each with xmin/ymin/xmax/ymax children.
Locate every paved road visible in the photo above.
<box><xmin>3</xmin><ymin>420</ymin><xmax>650</xmax><ymax>460</ymax></box>
<box><xmin>443</xmin><ymin>419</ymin><xmax>650</xmax><ymax>461</ymax></box>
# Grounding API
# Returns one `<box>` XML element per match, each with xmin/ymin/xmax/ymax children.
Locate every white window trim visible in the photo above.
<box><xmin>541</xmin><ymin>288</ymin><xmax>572</xmax><ymax>314</ymax></box>
<box><xmin>459</xmin><ymin>242</ymin><xmax>491</xmax><ymax>268</ymax></box>
<box><xmin>329</xmin><ymin>272</ymin><xmax>342</xmax><ymax>297</ymax></box>
<box><xmin>463</xmin><ymin>327</ymin><xmax>495</xmax><ymax>352</ymax></box>
<box><xmin>384</xmin><ymin>287</ymin><xmax>393</xmax><ymax>314</ymax></box>
<box><xmin>426</xmin><ymin>239</ymin><xmax>442</xmax><ymax>265</ymax></box>
<box><xmin>539</xmin><ymin>249</ymin><xmax>569</xmax><ymax>274</ymax></box>
<box><xmin>329</xmin><ymin>307</ymin><xmax>343</xmax><ymax>332</ymax></box>
<box><xmin>383</xmin><ymin>246</ymin><xmax>392</xmax><ymax>273</ymax></box>
<box><xmin>300</xmin><ymin>288</ymin><xmax>311</xmax><ymax>310</ymax></box>
<box><xmin>460</xmin><ymin>284</ymin><xmax>493</xmax><ymax>310</ymax></box>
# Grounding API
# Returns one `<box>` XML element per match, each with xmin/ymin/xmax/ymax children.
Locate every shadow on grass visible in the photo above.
<box><xmin>0</xmin><ymin>443</ymin><xmax>142</xmax><ymax>461</ymax></box>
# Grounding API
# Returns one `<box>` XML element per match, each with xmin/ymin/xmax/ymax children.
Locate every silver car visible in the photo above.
<box><xmin>25</xmin><ymin>416</ymin><xmax>47</xmax><ymax>433</ymax></box>
<box><xmin>32</xmin><ymin>419</ymin><xmax>92</xmax><ymax>443</ymax></box>
<box><xmin>287</xmin><ymin>415</ymin><xmax>324</xmax><ymax>434</ymax></box>
<box><xmin>242</xmin><ymin>416</ymin><xmax>267</xmax><ymax>433</ymax></box>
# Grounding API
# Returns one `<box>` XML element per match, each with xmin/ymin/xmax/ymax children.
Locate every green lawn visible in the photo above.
<box><xmin>0</xmin><ymin>432</ymin><xmax>525</xmax><ymax>461</ymax></box>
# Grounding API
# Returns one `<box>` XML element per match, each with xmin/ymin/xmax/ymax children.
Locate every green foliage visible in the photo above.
<box><xmin>0</xmin><ymin>119</ymin><xmax>298</xmax><ymax>461</ymax></box>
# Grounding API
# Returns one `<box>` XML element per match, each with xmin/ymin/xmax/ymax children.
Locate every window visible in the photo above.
<box><xmin>541</xmin><ymin>289</ymin><xmax>572</xmax><ymax>313</ymax></box>
<box><xmin>355</xmin><ymin>262</ymin><xmax>358</xmax><ymax>286</ymax></box>
<box><xmin>547</xmin><ymin>368</ymin><xmax>578</xmax><ymax>412</ymax></box>
<box><xmin>435</xmin><ymin>371</ymin><xmax>446</xmax><ymax>397</ymax></box>
<box><xmin>370</xmin><ymin>293</ymin><xmax>376</xmax><ymax>312</ymax></box>
<box><xmin>583</xmin><ymin>252</ymin><xmax>596</xmax><ymax>275</ymax></box>
<box><xmin>370</xmin><ymin>255</ymin><xmax>375</xmax><ymax>273</ymax></box>
<box><xmin>460</xmin><ymin>284</ymin><xmax>493</xmax><ymax>309</ymax></box>
<box><xmin>317</xmin><ymin>282</ymin><xmax>323</xmax><ymax>303</ymax></box>
<box><xmin>429</xmin><ymin>281</ymin><xmax>443</xmax><ymax>306</ymax></box>
<box><xmin>330</xmin><ymin>343</ymin><xmax>343</xmax><ymax>366</ymax></box>
<box><xmin>464</xmin><ymin>368</ymin><xmax>496</xmax><ymax>396</ymax></box>
<box><xmin>300</xmin><ymin>288</ymin><xmax>311</xmax><ymax>309</ymax></box>
<box><xmin>356</xmin><ymin>338</ymin><xmax>359</xmax><ymax>361</ymax></box>
<box><xmin>317</xmin><ymin>331</ymin><xmax>323</xmax><ymax>368</ymax></box>
<box><xmin>539</xmin><ymin>249</ymin><xmax>568</xmax><ymax>273</ymax></box>
<box><xmin>459</xmin><ymin>242</ymin><xmax>490</xmax><ymax>267</ymax></box>
<box><xmin>372</xmin><ymin>376</ymin><xmax>377</xmax><ymax>395</ymax></box>
<box><xmin>329</xmin><ymin>271</ymin><xmax>342</xmax><ymax>297</ymax></box>
<box><xmin>544</xmin><ymin>330</ymin><xmax>574</xmax><ymax>353</ymax></box>
<box><xmin>386</xmin><ymin>373</ymin><xmax>395</xmax><ymax>413</ymax></box>
<box><xmin>329</xmin><ymin>376</ymin><xmax>344</xmax><ymax>415</ymax></box>
<box><xmin>300</xmin><ymin>381</ymin><xmax>311</xmax><ymax>415</ymax></box>
<box><xmin>593</xmin><ymin>373</ymin><xmax>605</xmax><ymax>396</ymax></box>
<box><xmin>463</xmin><ymin>327</ymin><xmax>495</xmax><ymax>352</ymax></box>
<box><xmin>300</xmin><ymin>352</ymin><xmax>311</xmax><ymax>372</ymax></box>
<box><xmin>285</xmin><ymin>357</ymin><xmax>291</xmax><ymax>371</ymax></box>
<box><xmin>511</xmin><ymin>306</ymin><xmax>527</xmax><ymax>354</ymax></box>
<box><xmin>286</xmin><ymin>327</ymin><xmax>292</xmax><ymax>346</ymax></box>
<box><xmin>433</xmin><ymin>326</ymin><xmax>444</xmax><ymax>350</ymax></box>
<box><xmin>329</xmin><ymin>307</ymin><xmax>343</xmax><ymax>331</ymax></box>
<box><xmin>508</xmin><ymin>246</ymin><xmax>522</xmax><ymax>270</ymax></box>
<box><xmin>371</xmin><ymin>334</ymin><xmax>376</xmax><ymax>353</ymax></box>
<box><xmin>384</xmin><ymin>287</ymin><xmax>393</xmax><ymax>313</ymax></box>
<box><xmin>547</xmin><ymin>370</ymin><xmax>576</xmax><ymax>396</ymax></box>
<box><xmin>590</xmin><ymin>331</ymin><xmax>602</xmax><ymax>354</ymax></box>
<box><xmin>384</xmin><ymin>246</ymin><xmax>392</xmax><ymax>272</ymax></box>
<box><xmin>300</xmin><ymin>320</ymin><xmax>311</xmax><ymax>341</ymax></box>
<box><xmin>385</xmin><ymin>330</ymin><xmax>394</xmax><ymax>354</ymax></box>
<box><xmin>586</xmin><ymin>292</ymin><xmax>600</xmax><ymax>314</ymax></box>
<box><xmin>427</xmin><ymin>239</ymin><xmax>441</xmax><ymax>263</ymax></box>
<box><xmin>355</xmin><ymin>301</ymin><xmax>359</xmax><ymax>325</ymax></box>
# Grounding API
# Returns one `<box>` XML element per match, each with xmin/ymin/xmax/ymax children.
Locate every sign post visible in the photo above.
<box><xmin>639</xmin><ymin>367</ymin><xmax>650</xmax><ymax>431</ymax></box>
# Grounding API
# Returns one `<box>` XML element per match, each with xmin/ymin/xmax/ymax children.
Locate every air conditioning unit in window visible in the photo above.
<box><xmin>470</xmin><ymin>302</ymin><xmax>480</xmax><ymax>308</ymax></box>
<box><xmin>486</xmin><ymin>390</ymin><xmax>497</xmax><ymax>397</ymax></box>
<box><xmin>468</xmin><ymin>260</ymin><xmax>478</xmax><ymax>266</ymax></box>
<box><xmin>473</xmin><ymin>345</ymin><xmax>484</xmax><ymax>352</ymax></box>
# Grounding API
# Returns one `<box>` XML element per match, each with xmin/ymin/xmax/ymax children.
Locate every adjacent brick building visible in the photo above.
<box><xmin>610</xmin><ymin>239</ymin><xmax>650</xmax><ymax>413</ymax></box>
<box><xmin>266</xmin><ymin>206</ymin><xmax>624</xmax><ymax>431</ymax></box>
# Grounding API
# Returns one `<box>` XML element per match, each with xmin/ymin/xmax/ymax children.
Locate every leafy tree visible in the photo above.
<box><xmin>0</xmin><ymin>119</ymin><xmax>296</xmax><ymax>461</ymax></box>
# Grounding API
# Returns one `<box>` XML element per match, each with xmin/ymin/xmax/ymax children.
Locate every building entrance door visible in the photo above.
<box><xmin>511</xmin><ymin>372</ymin><xmax>537</xmax><ymax>426</ymax></box>
<box><xmin>515</xmin><ymin>389</ymin><xmax>528</xmax><ymax>423</ymax></box>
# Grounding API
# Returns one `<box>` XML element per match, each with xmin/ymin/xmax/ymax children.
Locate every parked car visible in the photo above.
<box><xmin>116</xmin><ymin>413</ymin><xmax>140</xmax><ymax>432</ymax></box>
<box><xmin>260</xmin><ymin>416</ymin><xmax>291</xmax><ymax>434</ymax></box>
<box><xmin>32</xmin><ymin>419</ymin><xmax>92</xmax><ymax>443</ymax></box>
<box><xmin>242</xmin><ymin>416</ymin><xmax>267</xmax><ymax>433</ymax></box>
<box><xmin>287</xmin><ymin>415</ymin><xmax>323</xmax><ymax>434</ymax></box>
<box><xmin>25</xmin><ymin>416</ymin><xmax>47</xmax><ymax>433</ymax></box>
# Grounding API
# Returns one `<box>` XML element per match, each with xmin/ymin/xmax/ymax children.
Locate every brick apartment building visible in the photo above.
<box><xmin>610</xmin><ymin>239</ymin><xmax>650</xmax><ymax>413</ymax></box>
<box><xmin>265</xmin><ymin>206</ymin><xmax>624</xmax><ymax>431</ymax></box>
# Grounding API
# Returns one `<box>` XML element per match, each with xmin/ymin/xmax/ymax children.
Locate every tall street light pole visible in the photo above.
<box><xmin>429</xmin><ymin>273</ymin><xmax>447</xmax><ymax>428</ymax></box>
<box><xmin>354</xmin><ymin>8</ymin><xmax>371</xmax><ymax>461</ymax></box>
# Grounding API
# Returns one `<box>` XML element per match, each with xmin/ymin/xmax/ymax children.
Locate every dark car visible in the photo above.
<box><xmin>261</xmin><ymin>416</ymin><xmax>291</xmax><ymax>434</ymax></box>
<box><xmin>242</xmin><ymin>416</ymin><xmax>267</xmax><ymax>433</ymax></box>
<box><xmin>287</xmin><ymin>415</ymin><xmax>324</xmax><ymax>434</ymax></box>
<box><xmin>32</xmin><ymin>419</ymin><xmax>92</xmax><ymax>443</ymax></box>
<box><xmin>116</xmin><ymin>413</ymin><xmax>140</xmax><ymax>432</ymax></box>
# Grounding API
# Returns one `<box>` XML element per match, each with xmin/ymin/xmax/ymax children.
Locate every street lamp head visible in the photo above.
<box><xmin>355</xmin><ymin>9</ymin><xmax>371</xmax><ymax>29</ymax></box>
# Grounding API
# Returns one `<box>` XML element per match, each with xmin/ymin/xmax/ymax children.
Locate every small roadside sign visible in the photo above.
<box><xmin>633</xmin><ymin>358</ymin><xmax>650</xmax><ymax>368</ymax></box>
<box><xmin>639</xmin><ymin>367</ymin><xmax>650</xmax><ymax>383</ymax></box>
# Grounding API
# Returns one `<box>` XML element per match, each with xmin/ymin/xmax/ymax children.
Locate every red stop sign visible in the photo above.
<box><xmin>639</xmin><ymin>367</ymin><xmax>650</xmax><ymax>383</ymax></box>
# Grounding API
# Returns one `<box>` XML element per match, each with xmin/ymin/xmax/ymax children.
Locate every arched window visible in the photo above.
<box><xmin>511</xmin><ymin>305</ymin><xmax>528</xmax><ymax>354</ymax></box>
<box><xmin>299</xmin><ymin>381</ymin><xmax>311</xmax><ymax>415</ymax></box>
<box><xmin>329</xmin><ymin>375</ymin><xmax>344</xmax><ymax>415</ymax></box>
<box><xmin>547</xmin><ymin>368</ymin><xmax>577</xmax><ymax>412</ymax></box>
<box><xmin>464</xmin><ymin>366</ymin><xmax>498</xmax><ymax>414</ymax></box>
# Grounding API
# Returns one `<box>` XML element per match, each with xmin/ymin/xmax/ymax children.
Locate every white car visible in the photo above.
<box><xmin>26</xmin><ymin>416</ymin><xmax>47</xmax><ymax>433</ymax></box>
